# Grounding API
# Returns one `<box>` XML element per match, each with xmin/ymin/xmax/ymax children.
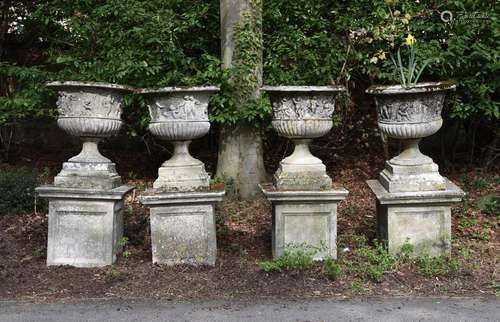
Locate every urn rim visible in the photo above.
<box><xmin>135</xmin><ymin>86</ymin><xmax>220</xmax><ymax>95</ymax></box>
<box><xmin>46</xmin><ymin>81</ymin><xmax>134</xmax><ymax>92</ymax></box>
<box><xmin>261</xmin><ymin>85</ymin><xmax>347</xmax><ymax>93</ymax></box>
<box><xmin>366</xmin><ymin>81</ymin><xmax>456</xmax><ymax>95</ymax></box>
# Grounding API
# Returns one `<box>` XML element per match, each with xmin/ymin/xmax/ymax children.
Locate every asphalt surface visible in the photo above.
<box><xmin>0</xmin><ymin>297</ymin><xmax>499</xmax><ymax>321</ymax></box>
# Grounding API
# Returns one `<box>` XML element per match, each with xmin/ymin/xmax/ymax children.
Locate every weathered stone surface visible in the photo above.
<box><xmin>367</xmin><ymin>179</ymin><xmax>465</xmax><ymax>257</ymax></box>
<box><xmin>136</xmin><ymin>87</ymin><xmax>218</xmax><ymax>192</ymax></box>
<box><xmin>273</xmin><ymin>139</ymin><xmax>332</xmax><ymax>190</ymax></box>
<box><xmin>379</xmin><ymin>160</ymin><xmax>446</xmax><ymax>193</ymax></box>
<box><xmin>262</xmin><ymin>86</ymin><xmax>346</xmax><ymax>191</ymax></box>
<box><xmin>366</xmin><ymin>82</ymin><xmax>456</xmax><ymax>193</ymax></box>
<box><xmin>140</xmin><ymin>190</ymin><xmax>225</xmax><ymax>266</ymax></box>
<box><xmin>47</xmin><ymin>81</ymin><xmax>132</xmax><ymax>190</ymax></box>
<box><xmin>36</xmin><ymin>185</ymin><xmax>134</xmax><ymax>267</ymax></box>
<box><xmin>260</xmin><ymin>184</ymin><xmax>348</xmax><ymax>260</ymax></box>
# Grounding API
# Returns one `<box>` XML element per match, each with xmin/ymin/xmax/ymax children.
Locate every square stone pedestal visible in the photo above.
<box><xmin>35</xmin><ymin>185</ymin><xmax>134</xmax><ymax>267</ymax></box>
<box><xmin>140</xmin><ymin>190</ymin><xmax>225</xmax><ymax>266</ymax></box>
<box><xmin>260</xmin><ymin>184</ymin><xmax>348</xmax><ymax>260</ymax></box>
<box><xmin>367</xmin><ymin>179</ymin><xmax>465</xmax><ymax>257</ymax></box>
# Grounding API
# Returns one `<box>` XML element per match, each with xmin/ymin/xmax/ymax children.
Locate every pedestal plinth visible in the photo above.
<box><xmin>36</xmin><ymin>185</ymin><xmax>133</xmax><ymax>267</ymax></box>
<box><xmin>273</xmin><ymin>139</ymin><xmax>333</xmax><ymax>191</ymax></box>
<box><xmin>140</xmin><ymin>190</ymin><xmax>225</xmax><ymax>266</ymax></box>
<box><xmin>260</xmin><ymin>184</ymin><xmax>348</xmax><ymax>260</ymax></box>
<box><xmin>53</xmin><ymin>139</ymin><xmax>122</xmax><ymax>190</ymax></box>
<box><xmin>367</xmin><ymin>179</ymin><xmax>465</xmax><ymax>257</ymax></box>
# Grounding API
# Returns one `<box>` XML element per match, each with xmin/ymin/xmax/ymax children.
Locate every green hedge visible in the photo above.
<box><xmin>0</xmin><ymin>167</ymin><xmax>42</xmax><ymax>215</ymax></box>
<box><xmin>0</xmin><ymin>1</ymin><xmax>498</xmax><ymax>127</ymax></box>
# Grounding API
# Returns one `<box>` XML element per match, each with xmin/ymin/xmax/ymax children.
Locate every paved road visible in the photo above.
<box><xmin>1</xmin><ymin>297</ymin><xmax>499</xmax><ymax>321</ymax></box>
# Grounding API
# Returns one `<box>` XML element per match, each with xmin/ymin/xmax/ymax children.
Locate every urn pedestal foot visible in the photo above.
<box><xmin>36</xmin><ymin>185</ymin><xmax>134</xmax><ymax>267</ymax></box>
<box><xmin>54</xmin><ymin>139</ymin><xmax>122</xmax><ymax>190</ymax></box>
<box><xmin>273</xmin><ymin>139</ymin><xmax>332</xmax><ymax>190</ymax></box>
<box><xmin>367</xmin><ymin>179</ymin><xmax>464</xmax><ymax>257</ymax></box>
<box><xmin>153</xmin><ymin>141</ymin><xmax>210</xmax><ymax>191</ymax></box>
<box><xmin>260</xmin><ymin>184</ymin><xmax>348</xmax><ymax>260</ymax></box>
<box><xmin>140</xmin><ymin>190</ymin><xmax>225</xmax><ymax>266</ymax></box>
<box><xmin>378</xmin><ymin>139</ymin><xmax>446</xmax><ymax>193</ymax></box>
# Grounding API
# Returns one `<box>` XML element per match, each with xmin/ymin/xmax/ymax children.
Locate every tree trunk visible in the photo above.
<box><xmin>218</xmin><ymin>0</ymin><xmax>267</xmax><ymax>198</ymax></box>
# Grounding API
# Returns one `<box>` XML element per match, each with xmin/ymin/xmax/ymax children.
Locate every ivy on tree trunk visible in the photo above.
<box><xmin>217</xmin><ymin>0</ymin><xmax>268</xmax><ymax>198</ymax></box>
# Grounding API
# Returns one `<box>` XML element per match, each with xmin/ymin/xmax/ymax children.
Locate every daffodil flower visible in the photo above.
<box><xmin>405</xmin><ymin>34</ymin><xmax>416</xmax><ymax>46</ymax></box>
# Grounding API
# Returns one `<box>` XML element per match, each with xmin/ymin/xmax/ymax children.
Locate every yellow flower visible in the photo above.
<box><xmin>369</xmin><ymin>56</ymin><xmax>378</xmax><ymax>64</ymax></box>
<box><xmin>405</xmin><ymin>34</ymin><xmax>416</xmax><ymax>46</ymax></box>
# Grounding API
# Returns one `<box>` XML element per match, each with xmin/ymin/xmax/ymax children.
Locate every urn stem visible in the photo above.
<box><xmin>68</xmin><ymin>137</ymin><xmax>111</xmax><ymax>163</ymax></box>
<box><xmin>293</xmin><ymin>139</ymin><xmax>312</xmax><ymax>156</ymax></box>
<box><xmin>163</xmin><ymin>141</ymin><xmax>202</xmax><ymax>166</ymax></box>
<box><xmin>399</xmin><ymin>138</ymin><xmax>424</xmax><ymax>161</ymax></box>
<box><xmin>282</xmin><ymin>139</ymin><xmax>322</xmax><ymax>165</ymax></box>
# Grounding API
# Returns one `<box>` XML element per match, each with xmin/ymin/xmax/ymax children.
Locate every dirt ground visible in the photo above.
<box><xmin>0</xmin><ymin>114</ymin><xmax>498</xmax><ymax>302</ymax></box>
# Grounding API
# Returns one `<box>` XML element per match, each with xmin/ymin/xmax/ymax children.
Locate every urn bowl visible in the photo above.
<box><xmin>262</xmin><ymin>86</ymin><xmax>346</xmax><ymax>139</ymax></box>
<box><xmin>137</xmin><ymin>86</ymin><xmax>219</xmax><ymax>141</ymax></box>
<box><xmin>366</xmin><ymin>82</ymin><xmax>456</xmax><ymax>140</ymax></box>
<box><xmin>47</xmin><ymin>81</ymin><xmax>132</xmax><ymax>138</ymax></box>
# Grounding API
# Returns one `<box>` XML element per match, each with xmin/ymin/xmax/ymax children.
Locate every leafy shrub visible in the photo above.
<box><xmin>355</xmin><ymin>242</ymin><xmax>395</xmax><ymax>282</ymax></box>
<box><xmin>324</xmin><ymin>257</ymin><xmax>342</xmax><ymax>281</ymax></box>
<box><xmin>258</xmin><ymin>243</ymin><xmax>318</xmax><ymax>272</ymax></box>
<box><xmin>0</xmin><ymin>0</ymin><xmax>497</xmax><ymax>166</ymax></box>
<box><xmin>415</xmin><ymin>253</ymin><xmax>459</xmax><ymax>277</ymax></box>
<box><xmin>399</xmin><ymin>241</ymin><xmax>415</xmax><ymax>261</ymax></box>
<box><xmin>476</xmin><ymin>195</ymin><xmax>500</xmax><ymax>217</ymax></box>
<box><xmin>0</xmin><ymin>167</ymin><xmax>40</xmax><ymax>215</ymax></box>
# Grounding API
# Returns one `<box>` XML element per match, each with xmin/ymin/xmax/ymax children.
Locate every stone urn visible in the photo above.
<box><xmin>47</xmin><ymin>81</ymin><xmax>133</xmax><ymax>190</ymax></box>
<box><xmin>262</xmin><ymin>85</ymin><xmax>346</xmax><ymax>190</ymax></box>
<box><xmin>366</xmin><ymin>81</ymin><xmax>456</xmax><ymax>192</ymax></box>
<box><xmin>136</xmin><ymin>86</ymin><xmax>219</xmax><ymax>191</ymax></box>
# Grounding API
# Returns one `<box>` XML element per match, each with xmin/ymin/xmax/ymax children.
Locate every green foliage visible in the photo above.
<box><xmin>1</xmin><ymin>0</ymin><xmax>498</xmax><ymax>129</ymax></box>
<box><xmin>355</xmin><ymin>242</ymin><xmax>396</xmax><ymax>282</ymax></box>
<box><xmin>324</xmin><ymin>257</ymin><xmax>342</xmax><ymax>281</ymax></box>
<box><xmin>459</xmin><ymin>216</ymin><xmax>477</xmax><ymax>229</ymax></box>
<box><xmin>399</xmin><ymin>241</ymin><xmax>415</xmax><ymax>260</ymax></box>
<box><xmin>472</xmin><ymin>177</ymin><xmax>489</xmax><ymax>190</ymax></box>
<box><xmin>264</xmin><ymin>0</ymin><xmax>499</xmax><ymax>120</ymax></box>
<box><xmin>350</xmin><ymin>280</ymin><xmax>369</xmax><ymax>295</ymax></box>
<box><xmin>476</xmin><ymin>195</ymin><xmax>500</xmax><ymax>217</ymax></box>
<box><xmin>34</xmin><ymin>0</ymin><xmax>220</xmax><ymax>87</ymax></box>
<box><xmin>1</xmin><ymin>0</ymin><xmax>221</xmax><ymax>131</ymax></box>
<box><xmin>118</xmin><ymin>236</ymin><xmax>131</xmax><ymax>258</ymax></box>
<box><xmin>0</xmin><ymin>64</ymin><xmax>56</xmax><ymax>124</ymax></box>
<box><xmin>415</xmin><ymin>253</ymin><xmax>459</xmax><ymax>277</ymax></box>
<box><xmin>389</xmin><ymin>39</ymin><xmax>433</xmax><ymax>88</ymax></box>
<box><xmin>209</xmin><ymin>0</ymin><xmax>272</xmax><ymax>126</ymax></box>
<box><xmin>0</xmin><ymin>167</ymin><xmax>41</xmax><ymax>215</ymax></box>
<box><xmin>258</xmin><ymin>243</ymin><xmax>318</xmax><ymax>272</ymax></box>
